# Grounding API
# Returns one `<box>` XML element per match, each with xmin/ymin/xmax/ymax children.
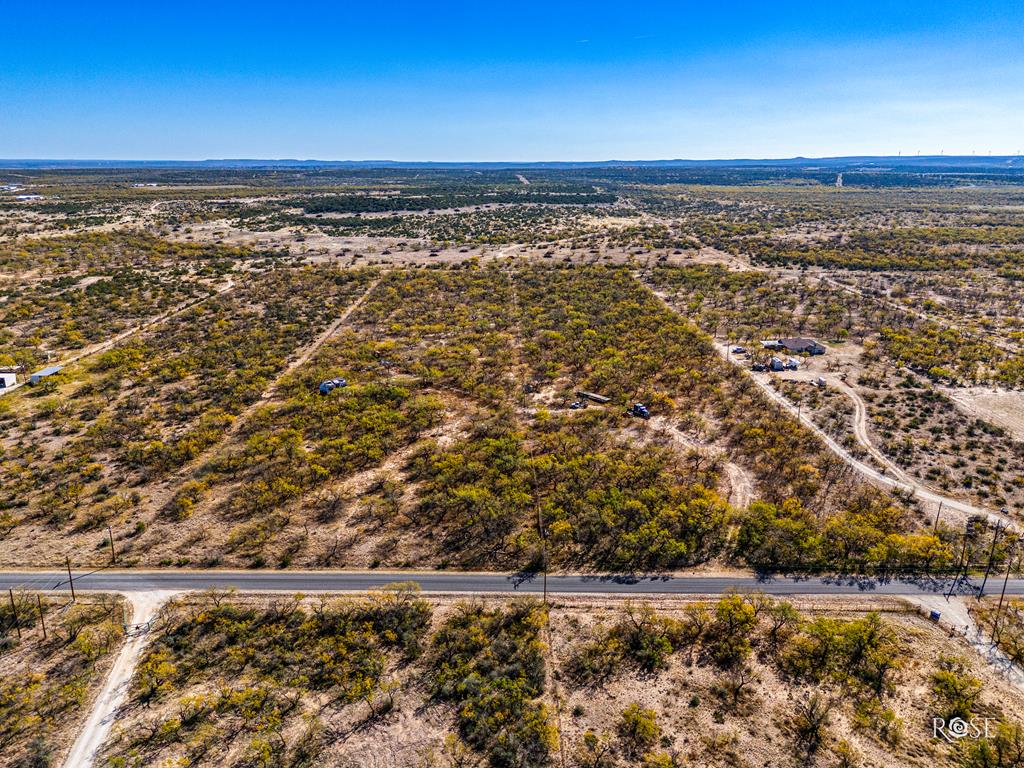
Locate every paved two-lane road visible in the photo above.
<box><xmin>0</xmin><ymin>569</ymin><xmax>1013</xmax><ymax>597</ymax></box>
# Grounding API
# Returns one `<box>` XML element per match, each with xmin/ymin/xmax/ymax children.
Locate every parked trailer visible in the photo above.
<box><xmin>576</xmin><ymin>391</ymin><xmax>611</xmax><ymax>404</ymax></box>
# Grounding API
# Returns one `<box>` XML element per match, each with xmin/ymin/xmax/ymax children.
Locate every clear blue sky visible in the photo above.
<box><xmin>2</xmin><ymin>1</ymin><xmax>1023</xmax><ymax>161</ymax></box>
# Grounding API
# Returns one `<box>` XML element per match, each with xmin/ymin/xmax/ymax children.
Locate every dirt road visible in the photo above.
<box><xmin>768</xmin><ymin>365</ymin><xmax>911</xmax><ymax>483</ymax></box>
<box><xmin>62</xmin><ymin>591</ymin><xmax>179</xmax><ymax>768</ymax></box>
<box><xmin>836</xmin><ymin>377</ymin><xmax>909</xmax><ymax>481</ymax></box>
<box><xmin>712</xmin><ymin>341</ymin><xmax>1015</xmax><ymax>530</ymax></box>
<box><xmin>648</xmin><ymin>415</ymin><xmax>755</xmax><ymax>508</ymax></box>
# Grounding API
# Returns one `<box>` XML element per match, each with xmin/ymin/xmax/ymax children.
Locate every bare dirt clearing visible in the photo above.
<box><xmin>941</xmin><ymin>385</ymin><xmax>1024</xmax><ymax>442</ymax></box>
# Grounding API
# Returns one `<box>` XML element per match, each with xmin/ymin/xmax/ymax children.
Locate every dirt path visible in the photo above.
<box><xmin>722</xmin><ymin>462</ymin><xmax>755</xmax><ymax>509</ymax></box>
<box><xmin>170</xmin><ymin>277</ymin><xmax>380</xmax><ymax>479</ymax></box>
<box><xmin>269</xmin><ymin>277</ymin><xmax>381</xmax><ymax>382</ymax></box>
<box><xmin>60</xmin><ymin>278</ymin><xmax>235</xmax><ymax>367</ymax></box>
<box><xmin>647</xmin><ymin>415</ymin><xmax>756</xmax><ymax>508</ymax></box>
<box><xmin>778</xmin><ymin>370</ymin><xmax>911</xmax><ymax>484</ymax></box>
<box><xmin>837</xmin><ymin>379</ymin><xmax>908</xmax><ymax>481</ymax></box>
<box><xmin>62</xmin><ymin>591</ymin><xmax>178</xmax><ymax>768</ymax></box>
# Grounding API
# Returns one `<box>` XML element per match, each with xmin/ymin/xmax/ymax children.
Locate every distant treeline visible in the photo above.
<box><xmin>300</xmin><ymin>190</ymin><xmax>617</xmax><ymax>214</ymax></box>
<box><xmin>8</xmin><ymin>164</ymin><xmax>1024</xmax><ymax>191</ymax></box>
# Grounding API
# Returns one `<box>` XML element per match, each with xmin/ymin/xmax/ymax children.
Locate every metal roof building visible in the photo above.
<box><xmin>29</xmin><ymin>365</ymin><xmax>64</xmax><ymax>385</ymax></box>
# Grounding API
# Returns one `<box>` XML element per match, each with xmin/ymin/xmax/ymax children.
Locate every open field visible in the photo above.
<box><xmin>4</xmin><ymin>253</ymin><xmax>987</xmax><ymax>579</ymax></box>
<box><xmin>2</xmin><ymin>169</ymin><xmax>1023</xmax><ymax>578</ymax></box>
<box><xmin>2</xmin><ymin>164</ymin><xmax>1024</xmax><ymax>767</ymax></box>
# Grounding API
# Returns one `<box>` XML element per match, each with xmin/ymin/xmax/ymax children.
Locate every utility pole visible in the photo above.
<box><xmin>107</xmin><ymin>524</ymin><xmax>116</xmax><ymax>564</ymax></box>
<box><xmin>8</xmin><ymin>589</ymin><xmax>20</xmax><ymax>640</ymax></box>
<box><xmin>543</xmin><ymin>546</ymin><xmax>548</xmax><ymax>606</ymax></box>
<box><xmin>529</xmin><ymin>461</ymin><xmax>548</xmax><ymax>609</ymax></box>
<box><xmin>537</xmin><ymin>504</ymin><xmax>548</xmax><ymax>607</ymax></box>
<box><xmin>933</xmin><ymin>501</ymin><xmax>943</xmax><ymax>533</ymax></box>
<box><xmin>36</xmin><ymin>595</ymin><xmax>46</xmax><ymax>640</ymax></box>
<box><xmin>978</xmin><ymin>522</ymin><xmax>1005</xmax><ymax>599</ymax></box>
<box><xmin>66</xmin><ymin>555</ymin><xmax>76</xmax><ymax>602</ymax></box>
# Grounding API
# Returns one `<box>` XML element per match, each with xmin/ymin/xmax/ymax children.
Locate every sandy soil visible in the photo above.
<box><xmin>550</xmin><ymin>597</ymin><xmax>1022</xmax><ymax>768</ymax></box>
<box><xmin>940</xmin><ymin>386</ymin><xmax>1024</xmax><ymax>442</ymax></box>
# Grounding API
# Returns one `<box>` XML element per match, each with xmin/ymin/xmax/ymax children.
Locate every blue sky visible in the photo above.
<box><xmin>2</xmin><ymin>1</ymin><xmax>1023</xmax><ymax>160</ymax></box>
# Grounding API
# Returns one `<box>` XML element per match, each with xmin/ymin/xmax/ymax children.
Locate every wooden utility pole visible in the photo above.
<box><xmin>527</xmin><ymin>453</ymin><xmax>548</xmax><ymax>609</ymax></box>
<box><xmin>537</xmin><ymin>504</ymin><xmax>548</xmax><ymax>607</ymax></box>
<box><xmin>36</xmin><ymin>595</ymin><xmax>46</xmax><ymax>640</ymax></box>
<box><xmin>8</xmin><ymin>589</ymin><xmax>20</xmax><ymax>640</ymax></box>
<box><xmin>107</xmin><ymin>524</ymin><xmax>116</xmax><ymax>564</ymax></box>
<box><xmin>933</xmin><ymin>501</ymin><xmax>943</xmax><ymax>532</ymax></box>
<box><xmin>66</xmin><ymin>555</ymin><xmax>76</xmax><ymax>602</ymax></box>
<box><xmin>543</xmin><ymin>547</ymin><xmax>548</xmax><ymax>606</ymax></box>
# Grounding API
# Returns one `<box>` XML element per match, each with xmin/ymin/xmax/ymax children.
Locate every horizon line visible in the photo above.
<box><xmin>2</xmin><ymin>153</ymin><xmax>1024</xmax><ymax>169</ymax></box>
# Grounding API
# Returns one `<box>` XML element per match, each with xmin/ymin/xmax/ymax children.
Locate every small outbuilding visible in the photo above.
<box><xmin>0</xmin><ymin>371</ymin><xmax>16</xmax><ymax>388</ymax></box>
<box><xmin>29</xmin><ymin>365</ymin><xmax>64</xmax><ymax>386</ymax></box>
